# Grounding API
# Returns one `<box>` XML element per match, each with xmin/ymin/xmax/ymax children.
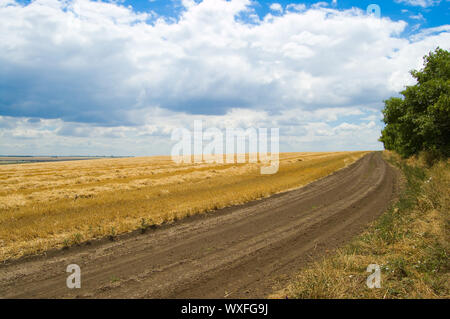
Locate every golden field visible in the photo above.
<box><xmin>0</xmin><ymin>151</ymin><xmax>368</xmax><ymax>261</ymax></box>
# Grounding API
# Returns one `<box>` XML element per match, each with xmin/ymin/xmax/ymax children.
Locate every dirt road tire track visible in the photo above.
<box><xmin>0</xmin><ymin>152</ymin><xmax>400</xmax><ymax>298</ymax></box>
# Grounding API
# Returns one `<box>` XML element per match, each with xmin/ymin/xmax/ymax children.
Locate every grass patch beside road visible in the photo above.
<box><xmin>284</xmin><ymin>151</ymin><xmax>449</xmax><ymax>298</ymax></box>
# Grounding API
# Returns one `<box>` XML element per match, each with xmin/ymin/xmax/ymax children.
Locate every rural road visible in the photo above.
<box><xmin>0</xmin><ymin>152</ymin><xmax>400</xmax><ymax>298</ymax></box>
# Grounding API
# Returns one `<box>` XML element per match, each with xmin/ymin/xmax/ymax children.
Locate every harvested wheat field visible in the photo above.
<box><xmin>0</xmin><ymin>151</ymin><xmax>367</xmax><ymax>262</ymax></box>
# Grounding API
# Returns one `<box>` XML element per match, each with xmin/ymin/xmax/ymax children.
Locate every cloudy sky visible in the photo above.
<box><xmin>0</xmin><ymin>0</ymin><xmax>449</xmax><ymax>156</ymax></box>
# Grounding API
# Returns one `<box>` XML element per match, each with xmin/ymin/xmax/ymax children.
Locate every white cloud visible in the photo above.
<box><xmin>311</xmin><ymin>2</ymin><xmax>328</xmax><ymax>9</ymax></box>
<box><xmin>395</xmin><ymin>0</ymin><xmax>441</xmax><ymax>7</ymax></box>
<box><xmin>0</xmin><ymin>104</ymin><xmax>383</xmax><ymax>155</ymax></box>
<box><xmin>0</xmin><ymin>0</ymin><xmax>449</xmax><ymax>154</ymax></box>
<box><xmin>410</xmin><ymin>13</ymin><xmax>425</xmax><ymax>20</ymax></box>
<box><xmin>269</xmin><ymin>3</ymin><xmax>283</xmax><ymax>12</ymax></box>
<box><xmin>286</xmin><ymin>3</ymin><xmax>306</xmax><ymax>12</ymax></box>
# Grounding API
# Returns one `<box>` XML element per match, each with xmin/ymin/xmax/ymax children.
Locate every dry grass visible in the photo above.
<box><xmin>0</xmin><ymin>151</ymin><xmax>367</xmax><ymax>262</ymax></box>
<box><xmin>279</xmin><ymin>151</ymin><xmax>449</xmax><ymax>299</ymax></box>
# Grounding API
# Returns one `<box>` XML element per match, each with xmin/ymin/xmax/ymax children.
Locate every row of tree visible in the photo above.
<box><xmin>379</xmin><ymin>47</ymin><xmax>449</xmax><ymax>160</ymax></box>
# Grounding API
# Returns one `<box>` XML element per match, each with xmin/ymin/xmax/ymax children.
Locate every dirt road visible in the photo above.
<box><xmin>0</xmin><ymin>152</ymin><xmax>400</xmax><ymax>298</ymax></box>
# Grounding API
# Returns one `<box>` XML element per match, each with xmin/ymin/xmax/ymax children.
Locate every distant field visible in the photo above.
<box><xmin>0</xmin><ymin>152</ymin><xmax>368</xmax><ymax>261</ymax></box>
<box><xmin>0</xmin><ymin>156</ymin><xmax>112</xmax><ymax>165</ymax></box>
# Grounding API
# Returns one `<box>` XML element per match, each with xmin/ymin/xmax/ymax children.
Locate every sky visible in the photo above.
<box><xmin>0</xmin><ymin>0</ymin><xmax>449</xmax><ymax>156</ymax></box>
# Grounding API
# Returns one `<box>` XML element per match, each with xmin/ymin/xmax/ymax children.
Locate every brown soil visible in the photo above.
<box><xmin>0</xmin><ymin>152</ymin><xmax>400</xmax><ymax>298</ymax></box>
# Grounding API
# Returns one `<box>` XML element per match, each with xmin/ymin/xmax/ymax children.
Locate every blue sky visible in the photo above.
<box><xmin>0</xmin><ymin>0</ymin><xmax>449</xmax><ymax>156</ymax></box>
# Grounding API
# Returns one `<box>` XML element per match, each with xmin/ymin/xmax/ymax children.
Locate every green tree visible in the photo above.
<box><xmin>380</xmin><ymin>47</ymin><xmax>450</xmax><ymax>158</ymax></box>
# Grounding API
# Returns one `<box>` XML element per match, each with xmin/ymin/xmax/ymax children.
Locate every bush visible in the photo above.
<box><xmin>419</xmin><ymin>150</ymin><xmax>442</xmax><ymax>167</ymax></box>
<box><xmin>379</xmin><ymin>48</ymin><xmax>450</xmax><ymax>159</ymax></box>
